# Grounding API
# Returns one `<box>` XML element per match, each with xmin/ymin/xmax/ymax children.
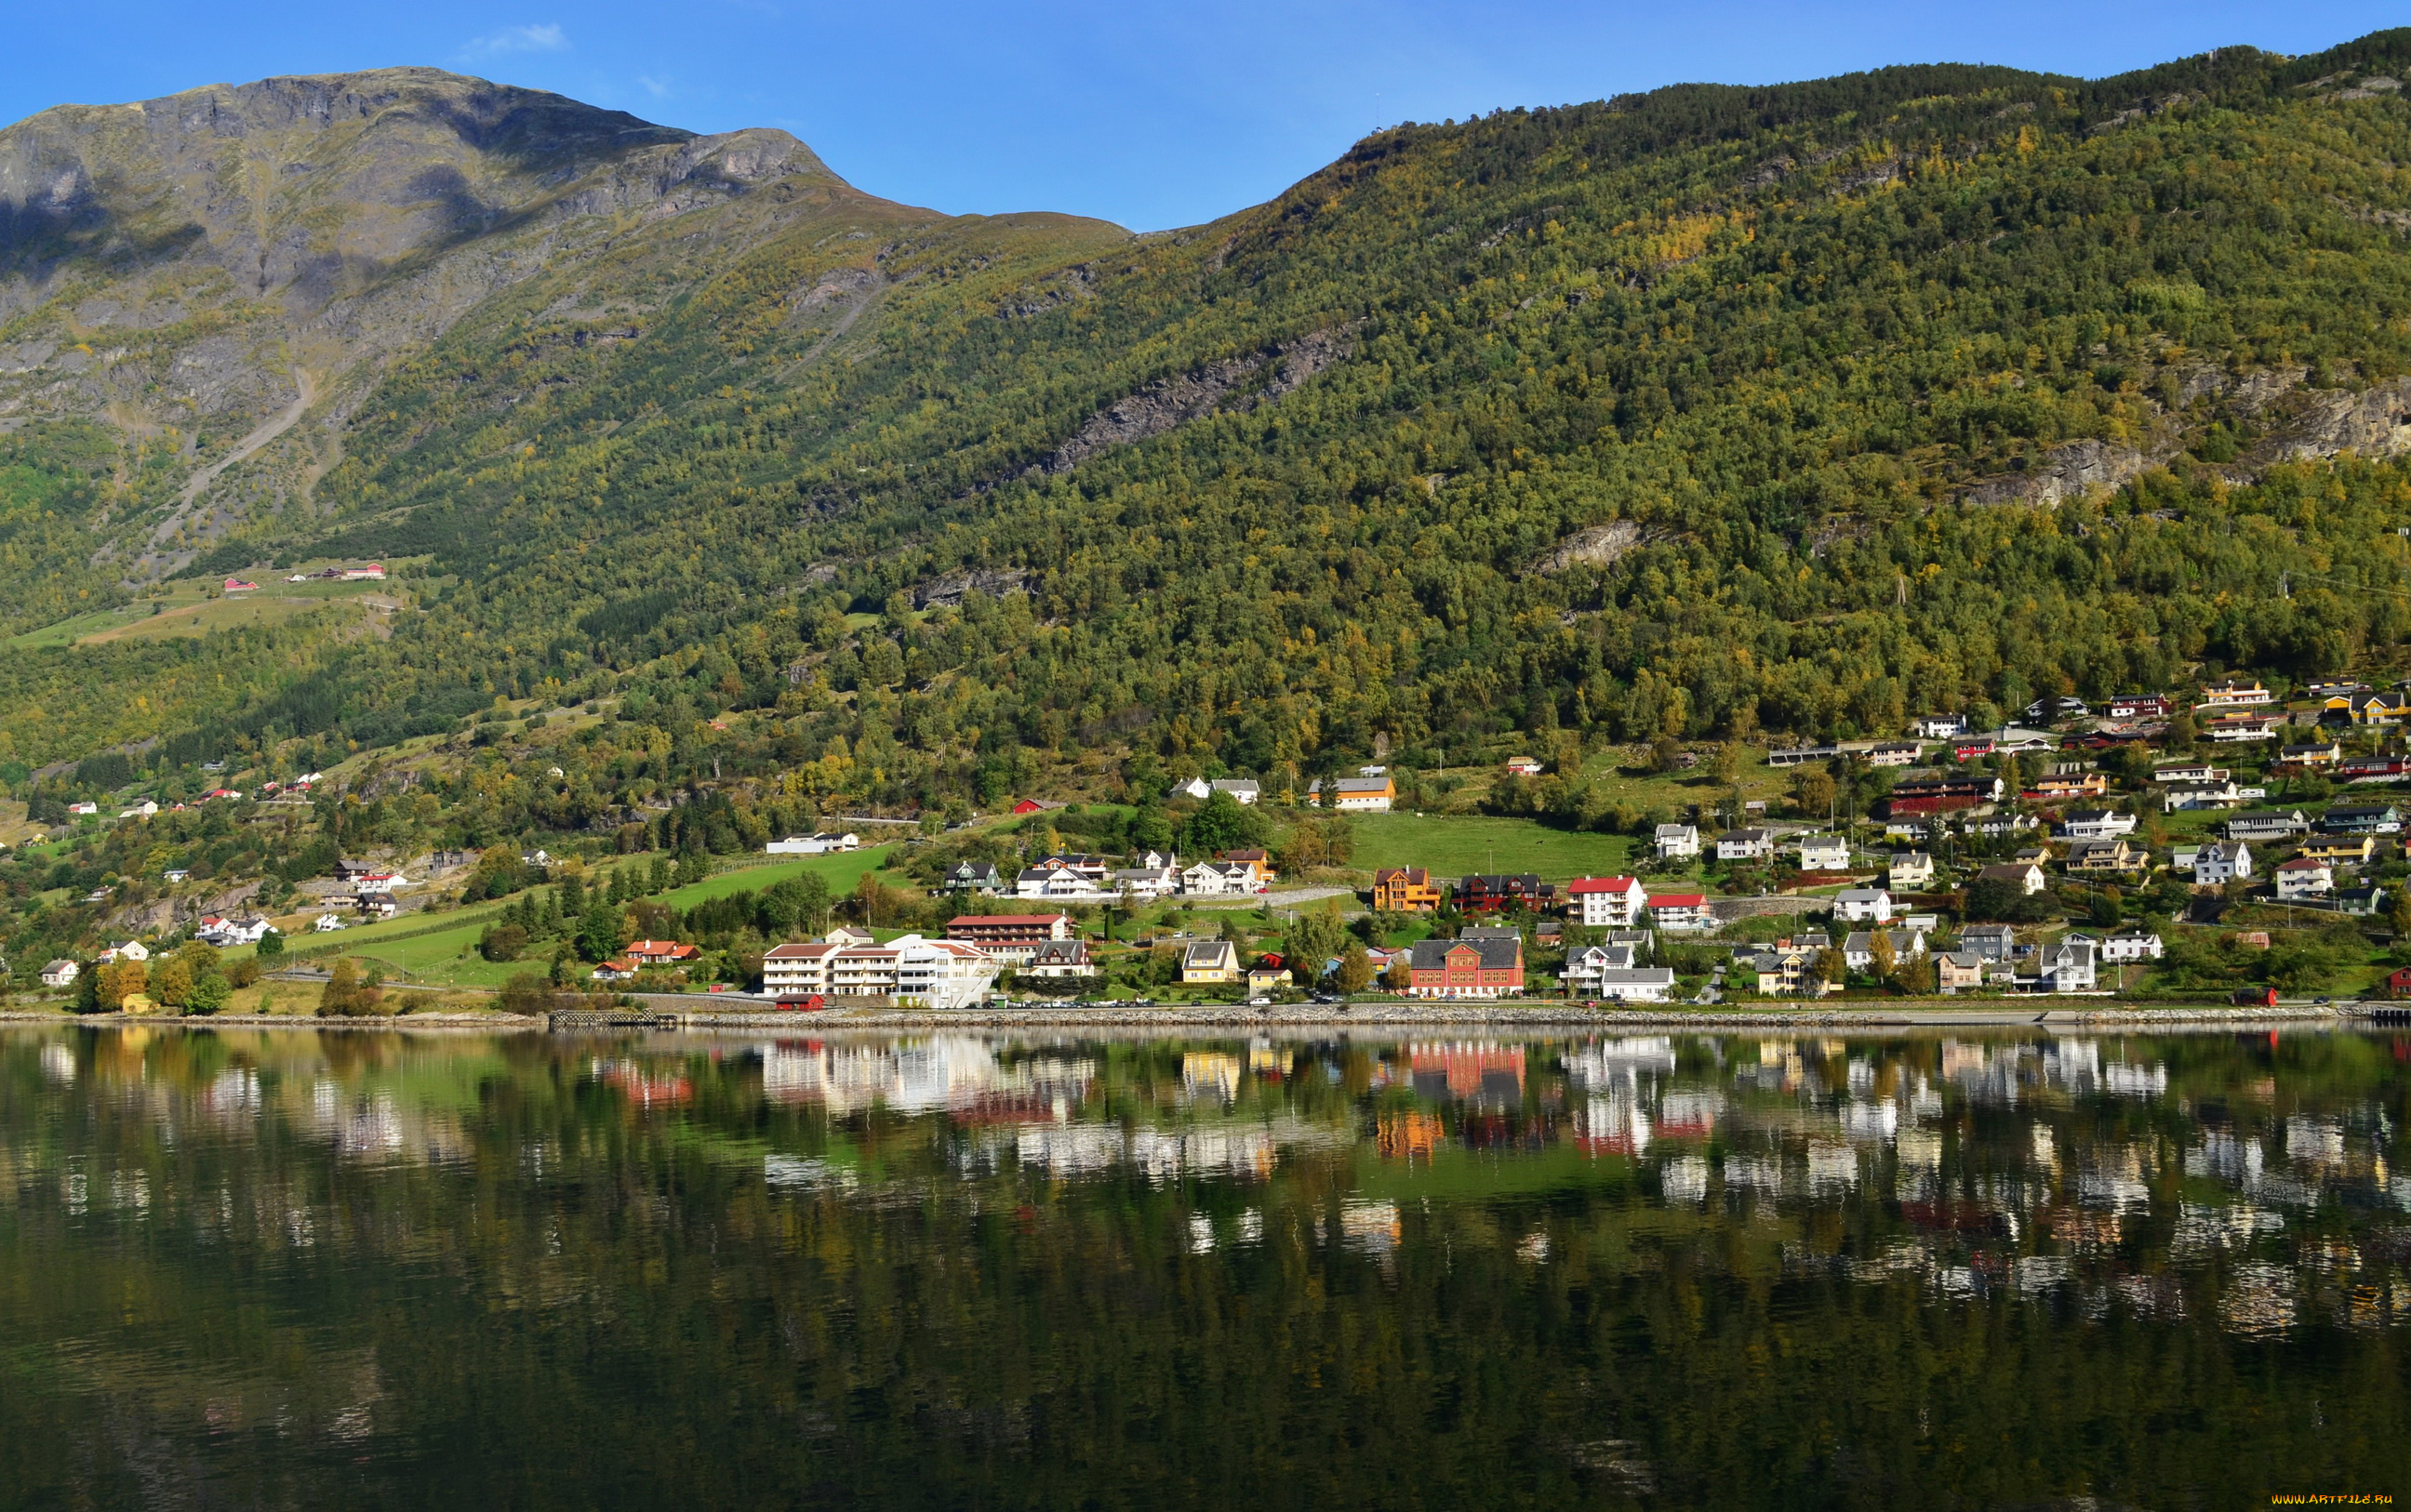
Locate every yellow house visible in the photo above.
<box><xmin>1180</xmin><ymin>940</ymin><xmax>1241</xmax><ymax>984</ymax></box>
<box><xmin>2297</xmin><ymin>835</ymin><xmax>2376</xmax><ymax>867</ymax></box>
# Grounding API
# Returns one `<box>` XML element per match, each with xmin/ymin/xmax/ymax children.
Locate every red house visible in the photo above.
<box><xmin>2389</xmin><ymin>967</ymin><xmax>2411</xmax><ymax>1000</ymax></box>
<box><xmin>1405</xmin><ymin>929</ymin><xmax>1525</xmax><ymax>999</ymax></box>
<box><xmin>1453</xmin><ymin>873</ymin><xmax>1557</xmax><ymax>914</ymax></box>
<box><xmin>1886</xmin><ymin>777</ymin><xmax>2000</xmax><ymax>816</ymax></box>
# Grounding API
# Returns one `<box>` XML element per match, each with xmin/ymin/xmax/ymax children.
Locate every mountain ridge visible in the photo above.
<box><xmin>4</xmin><ymin>34</ymin><xmax>2411</xmax><ymax>803</ymax></box>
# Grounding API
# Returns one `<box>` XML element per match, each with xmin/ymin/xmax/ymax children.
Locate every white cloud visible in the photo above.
<box><xmin>637</xmin><ymin>74</ymin><xmax>673</xmax><ymax>99</ymax></box>
<box><xmin>456</xmin><ymin>23</ymin><xmax>570</xmax><ymax>62</ymax></box>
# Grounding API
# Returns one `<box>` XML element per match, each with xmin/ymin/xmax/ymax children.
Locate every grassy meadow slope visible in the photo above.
<box><xmin>9</xmin><ymin>36</ymin><xmax>2411</xmax><ymax>804</ymax></box>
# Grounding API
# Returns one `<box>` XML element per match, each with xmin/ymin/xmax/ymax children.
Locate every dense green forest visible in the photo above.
<box><xmin>7</xmin><ymin>34</ymin><xmax>2411</xmax><ymax>859</ymax></box>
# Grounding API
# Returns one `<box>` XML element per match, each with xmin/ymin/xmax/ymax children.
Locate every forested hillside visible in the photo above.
<box><xmin>8</xmin><ymin>34</ymin><xmax>2411</xmax><ymax>813</ymax></box>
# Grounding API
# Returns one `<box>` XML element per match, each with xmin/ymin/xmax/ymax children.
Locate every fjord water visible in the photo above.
<box><xmin>0</xmin><ymin>1028</ymin><xmax>2404</xmax><ymax>1509</ymax></box>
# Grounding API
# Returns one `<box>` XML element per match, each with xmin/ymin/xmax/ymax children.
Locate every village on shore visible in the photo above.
<box><xmin>15</xmin><ymin>670</ymin><xmax>2411</xmax><ymax>1019</ymax></box>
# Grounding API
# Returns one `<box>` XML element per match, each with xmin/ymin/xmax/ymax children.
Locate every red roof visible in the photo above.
<box><xmin>1650</xmin><ymin>893</ymin><xmax>1707</xmax><ymax>907</ymax></box>
<box><xmin>1011</xmin><ymin>799</ymin><xmax>1046</xmax><ymax>815</ymax></box>
<box><xmin>1567</xmin><ymin>876</ymin><xmax>1640</xmax><ymax>895</ymax></box>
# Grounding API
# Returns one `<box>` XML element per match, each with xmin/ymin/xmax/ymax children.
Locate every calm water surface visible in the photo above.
<box><xmin>0</xmin><ymin>1024</ymin><xmax>2405</xmax><ymax>1509</ymax></box>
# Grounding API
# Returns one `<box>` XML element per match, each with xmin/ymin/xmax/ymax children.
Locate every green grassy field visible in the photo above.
<box><xmin>652</xmin><ymin>844</ymin><xmax>901</xmax><ymax>907</ymax></box>
<box><xmin>287</xmin><ymin>844</ymin><xmax>906</xmax><ymax>987</ymax></box>
<box><xmin>7</xmin><ymin>576</ymin><xmax>392</xmax><ymax>651</ymax></box>
<box><xmin>1347</xmin><ymin>814</ymin><xmax>1633</xmax><ymax>882</ymax></box>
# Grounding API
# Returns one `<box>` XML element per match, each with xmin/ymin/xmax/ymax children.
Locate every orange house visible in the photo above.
<box><xmin>1373</xmin><ymin>866</ymin><xmax>1442</xmax><ymax>913</ymax></box>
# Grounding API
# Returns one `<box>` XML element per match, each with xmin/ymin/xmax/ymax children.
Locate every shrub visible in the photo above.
<box><xmin>479</xmin><ymin>923</ymin><xmax>529</xmax><ymax>962</ymax></box>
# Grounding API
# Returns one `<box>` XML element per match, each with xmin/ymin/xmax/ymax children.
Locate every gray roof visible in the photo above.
<box><xmin>1408</xmin><ymin>934</ymin><xmax>1523</xmax><ymax>971</ymax></box>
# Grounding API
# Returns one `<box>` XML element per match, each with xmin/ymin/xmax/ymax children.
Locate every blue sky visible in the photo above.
<box><xmin>5</xmin><ymin>3</ymin><xmax>2404</xmax><ymax>230</ymax></box>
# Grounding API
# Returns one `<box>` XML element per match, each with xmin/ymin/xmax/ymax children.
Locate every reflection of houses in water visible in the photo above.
<box><xmin>759</xmin><ymin>1037</ymin><xmax>1009</xmax><ymax>1115</ymax></box>
<box><xmin>596</xmin><ymin>1058</ymin><xmax>693</xmax><ymax>1108</ymax></box>
<box><xmin>1181</xmin><ymin>1054</ymin><xmax>1243</xmax><ymax>1104</ymax></box>
<box><xmin>1572</xmin><ymin>1087</ymin><xmax>1650</xmax><ymax>1155</ymax></box>
<box><xmin>1655</xmin><ymin>1091</ymin><xmax>1719</xmax><ymax>1140</ymax></box>
<box><xmin>1839</xmin><ymin>1098</ymin><xmax>1898</xmax><ymax>1142</ymax></box>
<box><xmin>1377</xmin><ymin>1110</ymin><xmax>1445</xmax><ymax>1163</ymax></box>
<box><xmin>1938</xmin><ymin>1040</ymin><xmax>2034</xmax><ymax>1105</ymax></box>
<box><xmin>1338</xmin><ymin>1200</ymin><xmax>1401</xmax><ymax>1257</ymax></box>
<box><xmin>1407</xmin><ymin>1042</ymin><xmax>1525</xmax><ymax>1107</ymax></box>
<box><xmin>1659</xmin><ymin>1155</ymin><xmax>1710</xmax><ymax>1204</ymax></box>
<box><xmin>303</xmin><ymin>1079</ymin><xmax>473</xmax><ymax>1167</ymax></box>
<box><xmin>1564</xmin><ymin>1039</ymin><xmax>1702</xmax><ymax>1156</ymax></box>
<box><xmin>1561</xmin><ymin>1038</ymin><xmax>1677</xmax><ymax>1088</ymax></box>
<box><xmin>2102</xmin><ymin>1062</ymin><xmax>2167</xmax><ymax>1096</ymax></box>
<box><xmin>1002</xmin><ymin>1123</ymin><xmax>1283</xmax><ymax>1182</ymax></box>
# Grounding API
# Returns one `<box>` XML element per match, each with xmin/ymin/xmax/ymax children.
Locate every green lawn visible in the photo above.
<box><xmin>288</xmin><ymin>845</ymin><xmax>906</xmax><ymax>987</ymax></box>
<box><xmin>338</xmin><ymin>917</ymin><xmax>527</xmax><ymax>988</ymax></box>
<box><xmin>652</xmin><ymin>845</ymin><xmax>900</xmax><ymax>907</ymax></box>
<box><xmin>1347</xmin><ymin>813</ymin><xmax>1634</xmax><ymax>882</ymax></box>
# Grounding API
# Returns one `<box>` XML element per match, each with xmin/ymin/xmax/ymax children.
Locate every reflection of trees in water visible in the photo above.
<box><xmin>0</xmin><ymin>1026</ymin><xmax>2405</xmax><ymax>1505</ymax></box>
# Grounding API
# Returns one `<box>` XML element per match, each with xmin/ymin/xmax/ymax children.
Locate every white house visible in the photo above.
<box><xmin>1590</xmin><ymin>967</ymin><xmax>1678</xmax><ymax>1002</ymax></box>
<box><xmin>1913</xmin><ymin>714</ymin><xmax>1970</xmax><ymax>737</ymax></box>
<box><xmin>1715</xmin><ymin>828</ymin><xmax>1775</xmax><ymax>861</ymax></box>
<box><xmin>1018</xmin><ymin>861</ymin><xmax>1109</xmax><ymax>900</ymax></box>
<box><xmin>1977</xmin><ymin>862</ymin><xmax>2048</xmax><ymax>895</ymax></box>
<box><xmin>39</xmin><ymin>960</ymin><xmax>78</xmax><ymax>987</ymax></box>
<box><xmin>1886</xmin><ymin>852</ymin><xmax>1934</xmax><ymax>890</ymax></box>
<box><xmin>1023</xmin><ymin>939</ymin><xmax>1099</xmax><ymax>978</ymax></box>
<box><xmin>99</xmin><ymin>940</ymin><xmax>150</xmax><ymax>963</ymax></box>
<box><xmin>1502</xmin><ymin>756</ymin><xmax>1545</xmax><ymax>776</ymax></box>
<box><xmin>2034</xmin><ymin>938</ymin><xmax>2098</xmax><ymax>992</ymax></box>
<box><xmin>1110</xmin><ymin>862</ymin><xmax>1181</xmax><ymax>900</ymax></box>
<box><xmin>2228</xmin><ymin>810</ymin><xmax>2309</xmax><ymax>842</ymax></box>
<box><xmin>313</xmin><ymin>913</ymin><xmax>348</xmax><ymax>933</ymax></box>
<box><xmin>2162</xmin><ymin>779</ymin><xmax>2243</xmax><ymax>813</ymax></box>
<box><xmin>764</xmin><ymin>935</ymin><xmax>997</xmax><ymax>1008</ymax></box>
<box><xmin>2193</xmin><ymin>841</ymin><xmax>2253</xmax><ymax>885</ymax></box>
<box><xmin>195</xmin><ymin>915</ymin><xmax>272</xmax><ymax>947</ymax></box>
<box><xmin>1795</xmin><ymin>834</ymin><xmax>1851</xmax><ymax>871</ymax></box>
<box><xmin>766</xmin><ymin>831</ymin><xmax>860</xmax><ymax>855</ymax></box>
<box><xmin>67</xmin><ymin>802</ymin><xmax>98</xmax><ymax>816</ymax></box>
<box><xmin>2079</xmin><ymin>930</ymin><xmax>2164</xmax><ymax>962</ymax></box>
<box><xmin>1174</xmin><ymin>776</ymin><xmax>1259</xmax><ymax>802</ymax></box>
<box><xmin>1653</xmin><ymin>823</ymin><xmax>1699</xmax><ymax>859</ymax></box>
<box><xmin>1842</xmin><ymin>928</ymin><xmax>1928</xmax><ymax>973</ymax></box>
<box><xmin>2274</xmin><ymin>856</ymin><xmax>2334</xmax><ymax>899</ymax></box>
<box><xmin>1566</xmin><ymin>876</ymin><xmax>1648</xmax><ymax>927</ymax></box>
<box><xmin>1179</xmin><ymin>859</ymin><xmax>1260</xmax><ymax>896</ymax></box>
<box><xmin>2060</xmin><ymin>808</ymin><xmax>2138</xmax><ymax>842</ymax></box>
<box><xmin>1561</xmin><ymin>943</ymin><xmax>1676</xmax><ymax>1000</ymax></box>
<box><xmin>1832</xmin><ymin>887</ymin><xmax>1893</xmax><ymax>924</ymax></box>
